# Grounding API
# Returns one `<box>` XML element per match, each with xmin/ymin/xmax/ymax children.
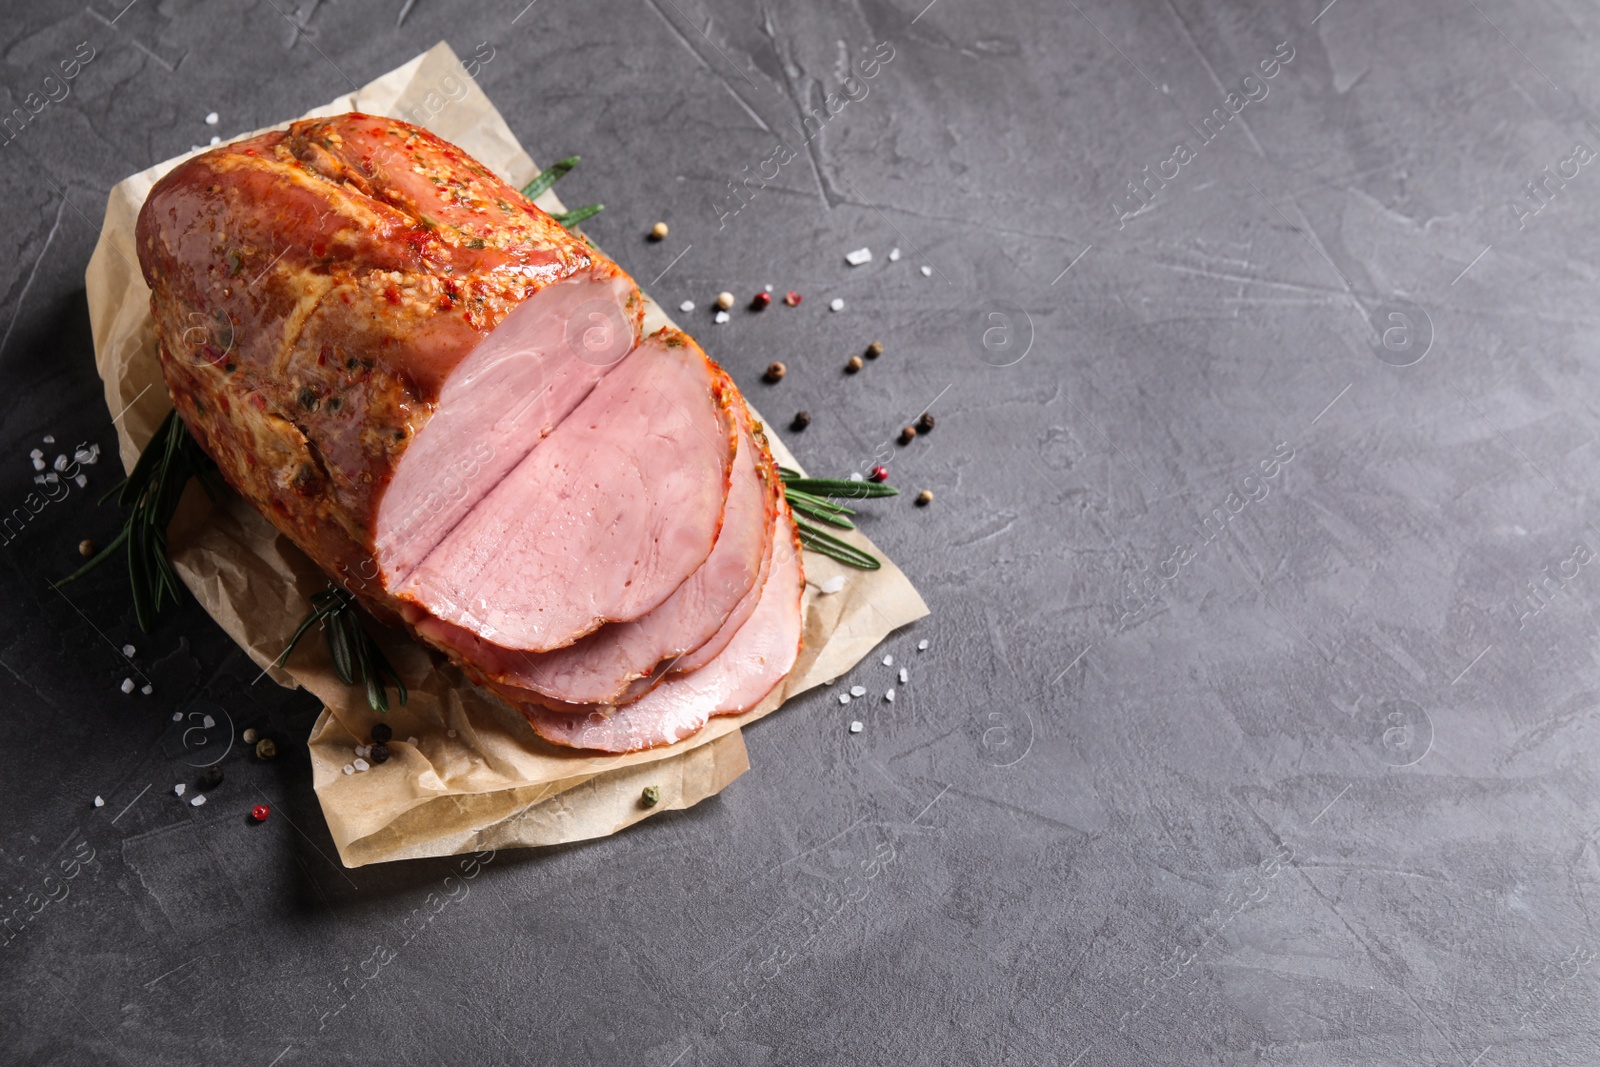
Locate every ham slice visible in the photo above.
<box><xmin>375</xmin><ymin>267</ymin><xmax>639</xmax><ymax>584</ymax></box>
<box><xmin>397</xmin><ymin>328</ymin><xmax>738</xmax><ymax>653</ymax></box>
<box><xmin>436</xmin><ymin>404</ymin><xmax>775</xmax><ymax>704</ymax></box>
<box><xmin>518</xmin><ymin>510</ymin><xmax>805</xmax><ymax>752</ymax></box>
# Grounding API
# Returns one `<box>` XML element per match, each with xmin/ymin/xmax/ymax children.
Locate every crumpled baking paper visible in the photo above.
<box><xmin>84</xmin><ymin>42</ymin><xmax>928</xmax><ymax>866</ymax></box>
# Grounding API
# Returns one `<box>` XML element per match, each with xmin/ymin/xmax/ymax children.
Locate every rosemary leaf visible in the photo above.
<box><xmin>787</xmin><ymin>496</ymin><xmax>855</xmax><ymax>529</ymax></box>
<box><xmin>552</xmin><ymin>203</ymin><xmax>604</xmax><ymax>228</ymax></box>
<box><xmin>519</xmin><ymin>155</ymin><xmax>579</xmax><ymax>200</ymax></box>
<box><xmin>782</xmin><ymin>488</ymin><xmax>856</xmax><ymax>516</ymax></box>
<box><xmin>782</xmin><ymin>477</ymin><xmax>899</xmax><ymax>500</ymax></box>
<box><xmin>280</xmin><ymin>584</ymin><xmax>407</xmax><ymax>712</ymax></box>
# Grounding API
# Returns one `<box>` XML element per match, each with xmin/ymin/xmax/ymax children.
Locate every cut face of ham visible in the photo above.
<box><xmin>434</xmin><ymin>403</ymin><xmax>775</xmax><ymax>704</ymax></box>
<box><xmin>518</xmin><ymin>510</ymin><xmax>805</xmax><ymax>752</ymax></box>
<box><xmin>397</xmin><ymin>329</ymin><xmax>738</xmax><ymax>653</ymax></box>
<box><xmin>375</xmin><ymin>267</ymin><xmax>639</xmax><ymax>584</ymax></box>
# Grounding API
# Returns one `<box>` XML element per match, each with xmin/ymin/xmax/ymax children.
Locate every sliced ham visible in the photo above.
<box><xmin>518</xmin><ymin>510</ymin><xmax>805</xmax><ymax>752</ymax></box>
<box><xmin>375</xmin><ymin>267</ymin><xmax>639</xmax><ymax>583</ymax></box>
<box><xmin>437</xmin><ymin>403</ymin><xmax>774</xmax><ymax>704</ymax></box>
<box><xmin>397</xmin><ymin>328</ymin><xmax>738</xmax><ymax>653</ymax></box>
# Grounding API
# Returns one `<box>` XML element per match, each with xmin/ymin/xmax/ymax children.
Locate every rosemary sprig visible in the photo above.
<box><xmin>518</xmin><ymin>154</ymin><xmax>604</xmax><ymax>230</ymax></box>
<box><xmin>779</xmin><ymin>469</ymin><xmax>899</xmax><ymax>570</ymax></box>
<box><xmin>55</xmin><ymin>410</ymin><xmax>223</xmax><ymax>631</ymax></box>
<box><xmin>277</xmin><ymin>584</ymin><xmax>408</xmax><ymax>713</ymax></box>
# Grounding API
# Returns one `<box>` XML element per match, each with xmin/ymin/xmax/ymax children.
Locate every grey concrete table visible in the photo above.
<box><xmin>3</xmin><ymin>0</ymin><xmax>1598</xmax><ymax>1063</ymax></box>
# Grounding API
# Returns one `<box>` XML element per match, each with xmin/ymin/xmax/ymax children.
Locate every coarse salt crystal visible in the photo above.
<box><xmin>190</xmin><ymin>794</ymin><xmax>207</xmax><ymax>808</ymax></box>
<box><xmin>122</xmin><ymin>644</ymin><xmax>135</xmax><ymax>657</ymax></box>
<box><xmin>764</xmin><ymin>284</ymin><xmax>773</xmax><ymax>292</ymax></box>
<box><xmin>849</xmin><ymin>720</ymin><xmax>863</xmax><ymax>733</ymax></box>
<box><xmin>205</xmin><ymin>111</ymin><xmax>218</xmax><ymax>124</ymax></box>
<box><xmin>679</xmin><ymin>300</ymin><xmax>695</xmax><ymax>313</ymax></box>
<box><xmin>120</xmin><ymin>678</ymin><xmax>135</xmax><ymax>694</ymax></box>
<box><xmin>44</xmin><ymin>473</ymin><xmax>58</xmax><ymax>484</ymax></box>
<box><xmin>447</xmin><ymin>729</ymin><xmax>457</xmax><ymax>738</ymax></box>
<box><xmin>140</xmin><ymin>685</ymin><xmax>153</xmax><ymax>695</ymax></box>
<box><xmin>209</xmin><ymin>136</ymin><xmax>220</xmax><ymax>145</ymax></box>
<box><xmin>889</xmin><ymin>248</ymin><xmax>902</xmax><ymax>261</ymax></box>
<box><xmin>201</xmin><ymin>714</ymin><xmax>215</xmax><ymax>729</ymax></box>
<box><xmin>353</xmin><ymin>758</ymin><xmax>370</xmax><ymax>772</ymax></box>
<box><xmin>74</xmin><ymin>444</ymin><xmax>99</xmax><ymax>465</ymax></box>
<box><xmin>885</xmin><ymin>689</ymin><xmax>895</xmax><ymax>702</ymax></box>
<box><xmin>714</xmin><ymin>310</ymin><xmax>730</xmax><ymax>324</ymax></box>
<box><xmin>850</xmin><ymin>685</ymin><xmax>866</xmax><ymax>697</ymax></box>
<box><xmin>406</xmin><ymin>736</ymin><xmax>418</xmax><ymax>746</ymax></box>
<box><xmin>173</xmin><ymin>783</ymin><xmax>186</xmax><ymax>796</ymax></box>
<box><xmin>829</xmin><ymin>298</ymin><xmax>845</xmax><ymax>312</ymax></box>
<box><xmin>32</xmin><ymin>475</ymin><xmax>45</xmax><ymax>484</ymax></box>
<box><xmin>848</xmin><ymin>472</ymin><xmax>865</xmax><ymax>481</ymax></box>
<box><xmin>171</xmin><ymin>711</ymin><xmax>183</xmax><ymax>722</ymax></box>
<box><xmin>899</xmin><ymin>668</ymin><xmax>908</xmax><ymax>683</ymax></box>
<box><xmin>917</xmin><ymin>639</ymin><xmax>930</xmax><ymax>651</ymax></box>
<box><xmin>819</xmin><ymin>576</ymin><xmax>846</xmax><ymax>594</ymax></box>
<box><xmin>845</xmin><ymin>247</ymin><xmax>872</xmax><ymax>266</ymax></box>
<box><xmin>93</xmin><ymin>795</ymin><xmax>104</xmax><ymax>807</ymax></box>
<box><xmin>839</xmin><ymin>693</ymin><xmax>851</xmax><ymax>705</ymax></box>
<box><xmin>74</xmin><ymin>475</ymin><xmax>87</xmax><ymax>488</ymax></box>
<box><xmin>29</xmin><ymin>448</ymin><xmax>41</xmax><ymax>459</ymax></box>
<box><xmin>342</xmin><ymin>763</ymin><xmax>354</xmax><ymax>775</ymax></box>
<box><xmin>355</xmin><ymin>743</ymin><xmax>371</xmax><ymax>759</ymax></box>
<box><xmin>31</xmin><ymin>457</ymin><xmax>44</xmax><ymax>471</ymax></box>
<box><xmin>42</xmin><ymin>435</ymin><xmax>53</xmax><ymax>444</ymax></box>
<box><xmin>53</xmin><ymin>454</ymin><xmax>67</xmax><ymax>471</ymax></box>
<box><xmin>883</xmin><ymin>654</ymin><xmax>893</xmax><ymax>666</ymax></box>
<box><xmin>920</xmin><ymin>265</ymin><xmax>933</xmax><ymax>277</ymax></box>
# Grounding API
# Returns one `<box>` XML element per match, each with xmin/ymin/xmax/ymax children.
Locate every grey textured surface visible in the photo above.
<box><xmin>2</xmin><ymin>0</ymin><xmax>1599</xmax><ymax>1063</ymax></box>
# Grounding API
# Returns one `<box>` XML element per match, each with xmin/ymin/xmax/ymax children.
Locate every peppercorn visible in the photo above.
<box><xmin>242</xmin><ymin>728</ymin><xmax>258</xmax><ymax>744</ymax></box>
<box><xmin>784</xmin><ymin>290</ymin><xmax>802</xmax><ymax>307</ymax></box>
<box><xmin>641</xmin><ymin>785</ymin><xmax>661</xmax><ymax>808</ymax></box>
<box><xmin>370</xmin><ymin>742</ymin><xmax>391</xmax><ymax>764</ymax></box>
<box><xmin>715</xmin><ymin>291</ymin><xmax>735</xmax><ymax>311</ymax></box>
<box><xmin>791</xmin><ymin>411</ymin><xmax>812</xmax><ymax>432</ymax></box>
<box><xmin>764</xmin><ymin>361</ymin><xmax>786</xmax><ymax>383</ymax></box>
<box><xmin>751</xmin><ymin>291</ymin><xmax>772</xmax><ymax>310</ymax></box>
<box><xmin>649</xmin><ymin>221</ymin><xmax>669</xmax><ymax>240</ymax></box>
<box><xmin>865</xmin><ymin>340</ymin><xmax>884</xmax><ymax>359</ymax></box>
<box><xmin>916</xmin><ymin>411</ymin><xmax>936</xmax><ymax>433</ymax></box>
<box><xmin>200</xmin><ymin>765</ymin><xmax>224</xmax><ymax>790</ymax></box>
<box><xmin>898</xmin><ymin>426</ymin><xmax>918</xmax><ymax>445</ymax></box>
<box><xmin>846</xmin><ymin>355</ymin><xmax>863</xmax><ymax>373</ymax></box>
<box><xmin>916</xmin><ymin>490</ymin><xmax>934</xmax><ymax>506</ymax></box>
<box><xmin>251</xmin><ymin>804</ymin><xmax>271</xmax><ymax>822</ymax></box>
<box><xmin>371</xmin><ymin>722</ymin><xmax>393</xmax><ymax>744</ymax></box>
<box><xmin>869</xmin><ymin>465</ymin><xmax>889</xmax><ymax>483</ymax></box>
<box><xmin>78</xmin><ymin>539</ymin><xmax>95</xmax><ymax>557</ymax></box>
<box><xmin>255</xmin><ymin>738</ymin><xmax>278</xmax><ymax>760</ymax></box>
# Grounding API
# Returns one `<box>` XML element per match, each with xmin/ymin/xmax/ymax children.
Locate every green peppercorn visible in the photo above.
<box><xmin>641</xmin><ymin>785</ymin><xmax>661</xmax><ymax>809</ymax></box>
<box><xmin>255</xmin><ymin>738</ymin><xmax>278</xmax><ymax>761</ymax></box>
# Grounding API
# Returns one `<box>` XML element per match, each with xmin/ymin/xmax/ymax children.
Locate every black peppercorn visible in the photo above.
<box><xmin>371</xmin><ymin>723</ymin><xmax>393</xmax><ymax>744</ymax></box>
<box><xmin>370</xmin><ymin>743</ymin><xmax>391</xmax><ymax>764</ymax></box>
<box><xmin>916</xmin><ymin>411</ymin><xmax>935</xmax><ymax>433</ymax></box>
<box><xmin>791</xmin><ymin>411</ymin><xmax>812</xmax><ymax>431</ymax></box>
<box><xmin>200</xmin><ymin>765</ymin><xmax>224</xmax><ymax>789</ymax></box>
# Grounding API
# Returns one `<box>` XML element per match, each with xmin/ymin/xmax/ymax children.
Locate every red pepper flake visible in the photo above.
<box><xmin>870</xmin><ymin>465</ymin><xmax>889</xmax><ymax>482</ymax></box>
<box><xmin>784</xmin><ymin>291</ymin><xmax>802</xmax><ymax>307</ymax></box>
<box><xmin>750</xmin><ymin>291</ymin><xmax>772</xmax><ymax>310</ymax></box>
<box><xmin>251</xmin><ymin>804</ymin><xmax>271</xmax><ymax>822</ymax></box>
<box><xmin>317</xmin><ymin>344</ymin><xmax>331</xmax><ymax>366</ymax></box>
<box><xmin>312</xmin><ymin>241</ymin><xmax>327</xmax><ymax>257</ymax></box>
<box><xmin>383</xmin><ymin>285</ymin><xmax>401</xmax><ymax>305</ymax></box>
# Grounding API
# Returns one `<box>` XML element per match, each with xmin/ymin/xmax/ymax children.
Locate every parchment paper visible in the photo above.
<box><xmin>84</xmin><ymin>43</ymin><xmax>928</xmax><ymax>867</ymax></box>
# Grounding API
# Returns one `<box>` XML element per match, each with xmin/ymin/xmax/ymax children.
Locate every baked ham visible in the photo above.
<box><xmin>136</xmin><ymin>113</ymin><xmax>803</xmax><ymax>752</ymax></box>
